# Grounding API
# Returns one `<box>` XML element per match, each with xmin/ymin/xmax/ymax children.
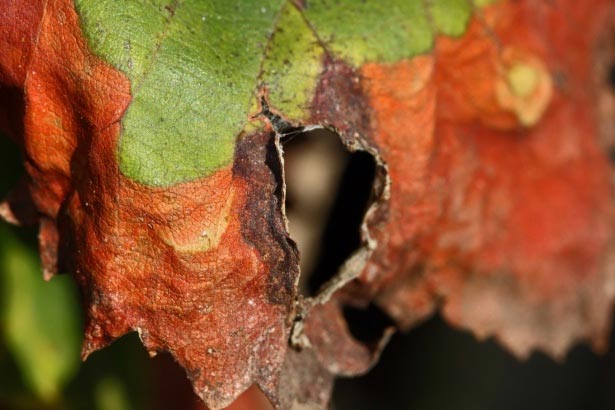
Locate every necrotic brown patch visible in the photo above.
<box><xmin>233</xmin><ymin>131</ymin><xmax>299</xmax><ymax>308</ymax></box>
<box><xmin>310</xmin><ymin>56</ymin><xmax>372</xmax><ymax>142</ymax></box>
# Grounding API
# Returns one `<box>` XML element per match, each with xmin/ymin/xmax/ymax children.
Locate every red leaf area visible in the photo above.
<box><xmin>357</xmin><ymin>0</ymin><xmax>615</xmax><ymax>357</ymax></box>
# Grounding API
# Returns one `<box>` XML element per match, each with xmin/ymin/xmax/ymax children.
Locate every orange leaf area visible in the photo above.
<box><xmin>0</xmin><ymin>1</ymin><xmax>298</xmax><ymax>408</ymax></box>
<box><xmin>357</xmin><ymin>0</ymin><xmax>615</xmax><ymax>357</ymax></box>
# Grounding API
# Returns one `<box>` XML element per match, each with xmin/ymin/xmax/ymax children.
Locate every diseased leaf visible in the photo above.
<box><xmin>1</xmin><ymin>0</ymin><xmax>614</xmax><ymax>408</ymax></box>
<box><xmin>0</xmin><ymin>1</ymin><xmax>295</xmax><ymax>408</ymax></box>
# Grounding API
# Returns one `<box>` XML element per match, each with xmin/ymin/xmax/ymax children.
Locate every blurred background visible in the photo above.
<box><xmin>1</xmin><ymin>128</ymin><xmax>615</xmax><ymax>410</ymax></box>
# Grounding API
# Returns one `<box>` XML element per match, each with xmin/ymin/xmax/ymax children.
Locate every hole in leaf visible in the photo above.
<box><xmin>342</xmin><ymin>303</ymin><xmax>394</xmax><ymax>344</ymax></box>
<box><xmin>283</xmin><ymin>128</ymin><xmax>376</xmax><ymax>296</ymax></box>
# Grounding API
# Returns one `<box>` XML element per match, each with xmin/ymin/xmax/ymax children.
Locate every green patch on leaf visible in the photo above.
<box><xmin>428</xmin><ymin>0</ymin><xmax>472</xmax><ymax>37</ymax></box>
<box><xmin>260</xmin><ymin>2</ymin><xmax>324</xmax><ymax>120</ymax></box>
<box><xmin>0</xmin><ymin>225</ymin><xmax>81</xmax><ymax>404</ymax></box>
<box><xmin>474</xmin><ymin>0</ymin><xmax>500</xmax><ymax>6</ymax></box>
<box><xmin>76</xmin><ymin>0</ymin><xmax>285</xmax><ymax>186</ymax></box>
<box><xmin>303</xmin><ymin>0</ymin><xmax>434</xmax><ymax>66</ymax></box>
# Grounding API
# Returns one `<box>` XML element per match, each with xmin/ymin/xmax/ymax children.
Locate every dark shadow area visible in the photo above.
<box><xmin>148</xmin><ymin>351</ymin><xmax>274</xmax><ymax>410</ymax></box>
<box><xmin>0</xmin><ymin>87</ymin><xmax>25</xmax><ymax>146</ymax></box>
<box><xmin>342</xmin><ymin>304</ymin><xmax>394</xmax><ymax>345</ymax></box>
<box><xmin>0</xmin><ymin>342</ymin><xmax>31</xmax><ymax>410</ymax></box>
<box><xmin>333</xmin><ymin>314</ymin><xmax>615</xmax><ymax>410</ymax></box>
<box><xmin>0</xmin><ymin>133</ymin><xmax>37</xmax><ymax>247</ymax></box>
<box><xmin>65</xmin><ymin>333</ymin><xmax>154</xmax><ymax>410</ymax></box>
<box><xmin>0</xmin><ymin>132</ymin><xmax>24</xmax><ymax>199</ymax></box>
<box><xmin>150</xmin><ymin>353</ymin><xmax>204</xmax><ymax>410</ymax></box>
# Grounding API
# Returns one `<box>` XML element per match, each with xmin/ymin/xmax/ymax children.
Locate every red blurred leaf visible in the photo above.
<box><xmin>356</xmin><ymin>0</ymin><xmax>615</xmax><ymax>358</ymax></box>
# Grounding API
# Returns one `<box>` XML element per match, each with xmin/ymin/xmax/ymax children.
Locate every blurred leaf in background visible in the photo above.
<box><xmin>0</xmin><ymin>133</ymin><xmax>81</xmax><ymax>408</ymax></box>
<box><xmin>0</xmin><ymin>223</ymin><xmax>81</xmax><ymax>404</ymax></box>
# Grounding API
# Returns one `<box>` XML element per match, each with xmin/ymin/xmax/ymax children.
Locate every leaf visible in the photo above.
<box><xmin>0</xmin><ymin>224</ymin><xmax>81</xmax><ymax>403</ymax></box>
<box><xmin>1</xmin><ymin>0</ymin><xmax>614</xmax><ymax>409</ymax></box>
<box><xmin>356</xmin><ymin>0</ymin><xmax>615</xmax><ymax>359</ymax></box>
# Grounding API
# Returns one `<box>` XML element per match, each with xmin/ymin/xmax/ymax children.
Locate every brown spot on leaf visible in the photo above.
<box><xmin>310</xmin><ymin>56</ymin><xmax>372</xmax><ymax>141</ymax></box>
<box><xmin>233</xmin><ymin>131</ymin><xmax>299</xmax><ymax>308</ymax></box>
